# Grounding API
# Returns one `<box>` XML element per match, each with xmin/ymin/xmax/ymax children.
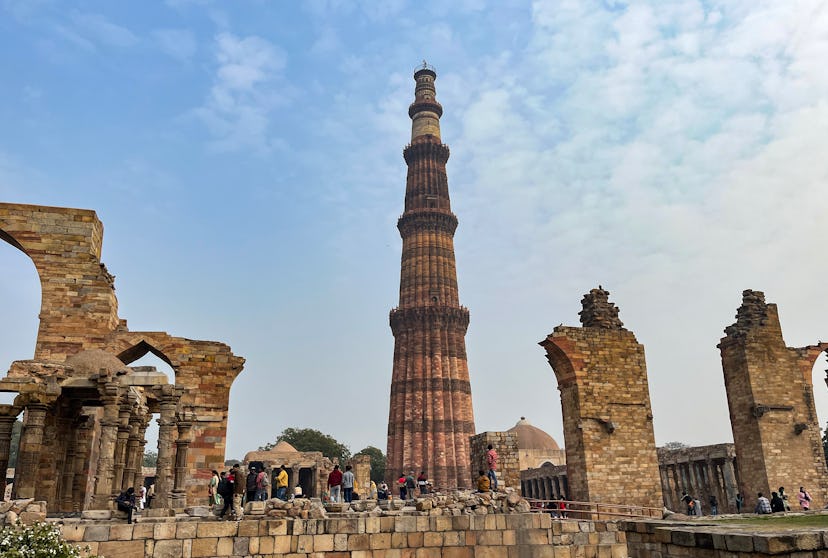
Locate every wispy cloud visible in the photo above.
<box><xmin>193</xmin><ymin>33</ymin><xmax>288</xmax><ymax>153</ymax></box>
<box><xmin>152</xmin><ymin>28</ymin><xmax>197</xmax><ymax>61</ymax></box>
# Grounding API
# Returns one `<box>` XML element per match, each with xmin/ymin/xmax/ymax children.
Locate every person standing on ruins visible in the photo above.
<box><xmin>276</xmin><ymin>465</ymin><xmax>289</xmax><ymax>501</ymax></box>
<box><xmin>231</xmin><ymin>464</ymin><xmax>245</xmax><ymax>518</ymax></box>
<box><xmin>709</xmin><ymin>494</ymin><xmax>718</xmax><ymax>515</ymax></box>
<box><xmin>246</xmin><ymin>466</ymin><xmax>259</xmax><ymax>504</ymax></box>
<box><xmin>770</xmin><ymin>492</ymin><xmax>785</xmax><ymax>513</ymax></box>
<box><xmin>798</xmin><ymin>486</ymin><xmax>812</xmax><ymax>510</ymax></box>
<box><xmin>255</xmin><ymin>467</ymin><xmax>270</xmax><ymax>501</ymax></box>
<box><xmin>417</xmin><ymin>471</ymin><xmax>428</xmax><ymax>495</ymax></box>
<box><xmin>209</xmin><ymin>470</ymin><xmax>220</xmax><ymax>507</ymax></box>
<box><xmin>735</xmin><ymin>493</ymin><xmax>743</xmax><ymax>513</ymax></box>
<box><xmin>218</xmin><ymin>471</ymin><xmax>233</xmax><ymax>518</ymax></box>
<box><xmin>342</xmin><ymin>465</ymin><xmax>355</xmax><ymax>503</ymax></box>
<box><xmin>486</xmin><ymin>444</ymin><xmax>498</xmax><ymax>490</ymax></box>
<box><xmin>778</xmin><ymin>487</ymin><xmax>791</xmax><ymax>511</ymax></box>
<box><xmin>328</xmin><ymin>464</ymin><xmax>343</xmax><ymax>503</ymax></box>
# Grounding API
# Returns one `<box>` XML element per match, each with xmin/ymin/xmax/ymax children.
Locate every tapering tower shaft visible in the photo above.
<box><xmin>387</xmin><ymin>65</ymin><xmax>476</xmax><ymax>489</ymax></box>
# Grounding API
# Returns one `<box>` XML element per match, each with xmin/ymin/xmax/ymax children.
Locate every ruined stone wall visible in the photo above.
<box><xmin>623</xmin><ymin>519</ymin><xmax>828</xmax><ymax>558</ymax></box>
<box><xmin>469</xmin><ymin>431</ymin><xmax>519</xmax><ymax>490</ymax></box>
<box><xmin>657</xmin><ymin>444</ymin><xmax>740</xmax><ymax>513</ymax></box>
<box><xmin>0</xmin><ymin>202</ymin><xmax>245</xmax><ymax>507</ymax></box>
<box><xmin>61</xmin><ymin>514</ymin><xmax>628</xmax><ymax>558</ymax></box>
<box><xmin>0</xmin><ymin>203</ymin><xmax>118</xmax><ymax>361</ymax></box>
<box><xmin>719</xmin><ymin>290</ymin><xmax>828</xmax><ymax>506</ymax></box>
<box><xmin>540</xmin><ymin>288</ymin><xmax>663</xmax><ymax>509</ymax></box>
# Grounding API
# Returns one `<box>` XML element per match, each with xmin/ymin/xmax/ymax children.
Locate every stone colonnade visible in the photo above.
<box><xmin>520</xmin><ymin>464</ymin><xmax>569</xmax><ymax>500</ymax></box>
<box><xmin>0</xmin><ymin>380</ymin><xmax>191</xmax><ymax>512</ymax></box>
<box><xmin>658</xmin><ymin>444</ymin><xmax>740</xmax><ymax>513</ymax></box>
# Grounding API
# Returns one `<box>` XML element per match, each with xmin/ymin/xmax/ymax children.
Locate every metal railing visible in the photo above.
<box><xmin>527</xmin><ymin>498</ymin><xmax>663</xmax><ymax>520</ymax></box>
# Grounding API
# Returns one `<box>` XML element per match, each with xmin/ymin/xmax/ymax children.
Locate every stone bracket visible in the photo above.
<box><xmin>751</xmin><ymin>404</ymin><xmax>793</xmax><ymax>418</ymax></box>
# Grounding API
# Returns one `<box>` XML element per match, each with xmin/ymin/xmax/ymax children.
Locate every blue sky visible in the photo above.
<box><xmin>2</xmin><ymin>0</ymin><xmax>828</xmax><ymax>461</ymax></box>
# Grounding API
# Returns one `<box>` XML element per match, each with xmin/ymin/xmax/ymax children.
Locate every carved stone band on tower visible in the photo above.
<box><xmin>386</xmin><ymin>65</ymin><xmax>476</xmax><ymax>489</ymax></box>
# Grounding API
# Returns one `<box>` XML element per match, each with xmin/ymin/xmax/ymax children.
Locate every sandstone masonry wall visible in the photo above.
<box><xmin>539</xmin><ymin>288</ymin><xmax>663</xmax><ymax>509</ymax></box>
<box><xmin>62</xmin><ymin>514</ymin><xmax>628</xmax><ymax>558</ymax></box>
<box><xmin>469</xmin><ymin>432</ymin><xmax>519</xmax><ymax>491</ymax></box>
<box><xmin>719</xmin><ymin>290</ymin><xmax>828</xmax><ymax>505</ymax></box>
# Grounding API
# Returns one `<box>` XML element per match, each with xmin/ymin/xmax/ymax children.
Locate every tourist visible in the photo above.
<box><xmin>146</xmin><ymin>483</ymin><xmax>155</xmax><ymax>509</ymax></box>
<box><xmin>476</xmin><ymin>470</ymin><xmax>490</xmax><ymax>492</ymax></box>
<box><xmin>709</xmin><ymin>494</ymin><xmax>718</xmax><ymax>515</ymax></box>
<box><xmin>246</xmin><ymin>467</ymin><xmax>259</xmax><ymax>504</ymax></box>
<box><xmin>735</xmin><ymin>493</ymin><xmax>743</xmax><ymax>513</ymax></box>
<box><xmin>208</xmin><ymin>470</ymin><xmax>220</xmax><ymax>507</ymax></box>
<box><xmin>778</xmin><ymin>487</ymin><xmax>791</xmax><ymax>511</ymax></box>
<box><xmin>139</xmin><ymin>485</ymin><xmax>147</xmax><ymax>510</ymax></box>
<box><xmin>116</xmin><ymin>487</ymin><xmax>138</xmax><ymax>524</ymax></box>
<box><xmin>328</xmin><ymin>464</ymin><xmax>343</xmax><ymax>503</ymax></box>
<box><xmin>559</xmin><ymin>494</ymin><xmax>568</xmax><ymax>519</ymax></box>
<box><xmin>255</xmin><ymin>467</ymin><xmax>270</xmax><ymax>501</ymax></box>
<box><xmin>680</xmin><ymin>492</ymin><xmax>693</xmax><ymax>515</ymax></box>
<box><xmin>693</xmin><ymin>496</ymin><xmax>703</xmax><ymax>516</ymax></box>
<box><xmin>755</xmin><ymin>492</ymin><xmax>771</xmax><ymax>514</ymax></box>
<box><xmin>276</xmin><ymin>465</ymin><xmax>289</xmax><ymax>501</ymax></box>
<box><xmin>545</xmin><ymin>500</ymin><xmax>559</xmax><ymax>518</ymax></box>
<box><xmin>369</xmin><ymin>480</ymin><xmax>377</xmax><ymax>499</ymax></box>
<box><xmin>405</xmin><ymin>471</ymin><xmax>417</xmax><ymax>499</ymax></box>
<box><xmin>417</xmin><ymin>471</ymin><xmax>428</xmax><ymax>495</ymax></box>
<box><xmin>217</xmin><ymin>471</ymin><xmax>233</xmax><ymax>519</ymax></box>
<box><xmin>342</xmin><ymin>465</ymin><xmax>355</xmax><ymax>503</ymax></box>
<box><xmin>398</xmin><ymin>473</ymin><xmax>407</xmax><ymax>500</ymax></box>
<box><xmin>770</xmin><ymin>491</ymin><xmax>785</xmax><ymax>513</ymax></box>
<box><xmin>377</xmin><ymin>481</ymin><xmax>389</xmax><ymax>500</ymax></box>
<box><xmin>486</xmin><ymin>444</ymin><xmax>499</xmax><ymax>490</ymax></box>
<box><xmin>231</xmin><ymin>464</ymin><xmax>245</xmax><ymax>519</ymax></box>
<box><xmin>798</xmin><ymin>486</ymin><xmax>812</xmax><ymax>510</ymax></box>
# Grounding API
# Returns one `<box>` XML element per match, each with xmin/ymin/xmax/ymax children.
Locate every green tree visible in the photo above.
<box><xmin>357</xmin><ymin>446</ymin><xmax>386</xmax><ymax>483</ymax></box>
<box><xmin>260</xmin><ymin>428</ymin><xmax>351</xmax><ymax>463</ymax></box>
<box><xmin>8</xmin><ymin>420</ymin><xmax>21</xmax><ymax>468</ymax></box>
<box><xmin>662</xmin><ymin>441</ymin><xmax>689</xmax><ymax>451</ymax></box>
<box><xmin>143</xmin><ymin>450</ymin><xmax>158</xmax><ymax>467</ymax></box>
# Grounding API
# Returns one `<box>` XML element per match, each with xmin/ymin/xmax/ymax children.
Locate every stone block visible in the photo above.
<box><xmin>262</xmin><ymin>518</ymin><xmax>288</xmax><ymax>535</ymax></box>
<box><xmin>232</xmin><ymin>537</ymin><xmax>249</xmax><ymax>555</ymax></box>
<box><xmin>725</xmin><ymin>534</ymin><xmax>754</xmax><ymax>552</ymax></box>
<box><xmin>408</xmin><ymin>531</ymin><xmax>424</xmax><ymax>547</ymax></box>
<box><xmin>175</xmin><ymin>522</ymin><xmax>197</xmax><ymax>539</ymax></box>
<box><xmin>349</xmin><ymin>533</ymin><xmax>370</xmax><ymax>550</ymax></box>
<box><xmin>143</xmin><ymin>508</ymin><xmax>175</xmax><ymax>518</ymax></box>
<box><xmin>190</xmin><ymin>537</ymin><xmax>217</xmax><ymax>558</ymax></box>
<box><xmin>216</xmin><ymin>537</ymin><xmax>233</xmax><ymax>556</ymax></box>
<box><xmin>273</xmin><ymin>535</ymin><xmax>292</xmax><ymax>554</ymax></box>
<box><xmin>196</xmin><ymin>520</ymin><xmax>238</xmax><ymax>538</ymax></box>
<box><xmin>238</xmin><ymin>520</ymin><xmax>259</xmax><ymax>537</ymax></box>
<box><xmin>62</xmin><ymin>525</ymin><xmax>85</xmax><ymax>542</ymax></box>
<box><xmin>391</xmin><ymin>532</ymin><xmax>408</xmax><ymax>548</ymax></box>
<box><xmin>671</xmin><ymin>530</ymin><xmax>696</xmax><ymax>547</ymax></box>
<box><xmin>441</xmin><ymin>548</ymin><xmax>473</xmax><ymax>558</ymax></box>
<box><xmin>259</xmin><ymin>536</ymin><xmax>275</xmax><ymax>554</ymax></box>
<box><xmin>424</xmin><ymin>531</ymin><xmax>443</xmax><ymax>547</ymax></box>
<box><xmin>152</xmin><ymin>539</ymin><xmax>183</xmax><ymax>558</ymax></box>
<box><xmin>83</xmin><ymin>525</ymin><xmax>110</xmax><ymax>542</ymax></box>
<box><xmin>244</xmin><ymin>501</ymin><xmax>266</xmax><ymax>514</ymax></box>
<box><xmin>184</xmin><ymin>506</ymin><xmax>211</xmax><ymax>517</ymax></box>
<box><xmin>108</xmin><ymin>524</ymin><xmax>135</xmax><ymax>541</ymax></box>
<box><xmin>80</xmin><ymin>510</ymin><xmax>112</xmax><ymax>520</ymax></box>
<box><xmin>133</xmin><ymin>523</ymin><xmax>155</xmax><ymax>539</ymax></box>
<box><xmin>154</xmin><ymin>522</ymin><xmax>177</xmax><ymax>540</ymax></box>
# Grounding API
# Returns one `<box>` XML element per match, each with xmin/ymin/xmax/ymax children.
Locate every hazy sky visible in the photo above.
<box><xmin>2</xmin><ymin>0</ymin><xmax>828</xmax><ymax>461</ymax></box>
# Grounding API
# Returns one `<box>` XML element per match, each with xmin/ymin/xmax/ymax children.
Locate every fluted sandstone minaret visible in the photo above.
<box><xmin>387</xmin><ymin>64</ymin><xmax>476</xmax><ymax>489</ymax></box>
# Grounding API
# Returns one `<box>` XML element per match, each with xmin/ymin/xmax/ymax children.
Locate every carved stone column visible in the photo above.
<box><xmin>132</xmin><ymin>414</ymin><xmax>150</xmax><ymax>492</ymax></box>
<box><xmin>91</xmin><ymin>382</ymin><xmax>123</xmax><ymax>509</ymax></box>
<box><xmin>124</xmin><ymin>403</ymin><xmax>148</xmax><ymax>492</ymax></box>
<box><xmin>171</xmin><ymin>415</ymin><xmax>193</xmax><ymax>509</ymax></box>
<box><xmin>112</xmin><ymin>400</ymin><xmax>133</xmax><ymax>494</ymax></box>
<box><xmin>153</xmin><ymin>385</ymin><xmax>182</xmax><ymax>509</ymax></box>
<box><xmin>722</xmin><ymin>458</ymin><xmax>738</xmax><ymax>509</ymax></box>
<box><xmin>13</xmin><ymin>402</ymin><xmax>49</xmax><ymax>499</ymax></box>
<box><xmin>72</xmin><ymin>414</ymin><xmax>94</xmax><ymax>510</ymax></box>
<box><xmin>59</xmin><ymin>430</ymin><xmax>78</xmax><ymax>511</ymax></box>
<box><xmin>0</xmin><ymin>405</ymin><xmax>21</xmax><ymax>499</ymax></box>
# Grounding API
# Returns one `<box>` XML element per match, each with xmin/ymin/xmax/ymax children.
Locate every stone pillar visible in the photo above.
<box><xmin>112</xmin><ymin>402</ymin><xmax>132</xmax><ymax>494</ymax></box>
<box><xmin>59</xmin><ymin>431</ymin><xmax>78</xmax><ymax>511</ymax></box>
<box><xmin>154</xmin><ymin>386</ymin><xmax>182</xmax><ymax>509</ymax></box>
<box><xmin>92</xmin><ymin>383</ymin><xmax>122</xmax><ymax>509</ymax></box>
<box><xmin>123</xmin><ymin>410</ymin><xmax>146</xmax><ymax>491</ymax></box>
<box><xmin>539</xmin><ymin>287</ymin><xmax>663</xmax><ymax>508</ymax></box>
<box><xmin>171</xmin><ymin>417</ymin><xmax>192</xmax><ymax>509</ymax></box>
<box><xmin>13</xmin><ymin>402</ymin><xmax>49</xmax><ymax>499</ymax></box>
<box><xmin>132</xmin><ymin>415</ymin><xmax>150</xmax><ymax>493</ymax></box>
<box><xmin>72</xmin><ymin>414</ymin><xmax>94</xmax><ymax>511</ymax></box>
<box><xmin>722</xmin><ymin>458</ymin><xmax>738</xmax><ymax>509</ymax></box>
<box><xmin>0</xmin><ymin>405</ymin><xmax>21</xmax><ymax>499</ymax></box>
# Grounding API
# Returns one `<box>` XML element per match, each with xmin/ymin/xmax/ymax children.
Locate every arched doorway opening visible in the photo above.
<box><xmin>0</xmin><ymin>234</ymin><xmax>40</xmax><ymax>404</ymax></box>
<box><xmin>119</xmin><ymin>347</ymin><xmax>177</xmax><ymax>488</ymax></box>
<box><xmin>811</xmin><ymin>350</ymin><xmax>828</xmax><ymax>469</ymax></box>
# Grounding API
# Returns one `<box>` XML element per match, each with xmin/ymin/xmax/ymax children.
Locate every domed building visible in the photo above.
<box><xmin>507</xmin><ymin>417</ymin><xmax>566</xmax><ymax>471</ymax></box>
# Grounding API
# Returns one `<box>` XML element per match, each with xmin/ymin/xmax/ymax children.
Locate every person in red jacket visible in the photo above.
<box><xmin>328</xmin><ymin>465</ymin><xmax>343</xmax><ymax>502</ymax></box>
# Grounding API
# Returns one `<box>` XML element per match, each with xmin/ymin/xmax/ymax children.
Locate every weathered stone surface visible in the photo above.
<box><xmin>540</xmin><ymin>288</ymin><xmax>663</xmax><ymax>509</ymax></box>
<box><xmin>386</xmin><ymin>67</ymin><xmax>475</xmax><ymax>489</ymax></box>
<box><xmin>720</xmin><ymin>290</ymin><xmax>828</xmax><ymax>504</ymax></box>
<box><xmin>184</xmin><ymin>505</ymin><xmax>211</xmax><ymax>517</ymax></box>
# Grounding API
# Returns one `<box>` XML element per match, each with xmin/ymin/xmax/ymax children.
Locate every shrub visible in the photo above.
<box><xmin>0</xmin><ymin>521</ymin><xmax>96</xmax><ymax>558</ymax></box>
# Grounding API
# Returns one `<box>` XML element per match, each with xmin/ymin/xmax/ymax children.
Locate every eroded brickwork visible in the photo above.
<box><xmin>0</xmin><ymin>202</ymin><xmax>244</xmax><ymax>509</ymax></box>
<box><xmin>719</xmin><ymin>289</ymin><xmax>828</xmax><ymax>505</ymax></box>
<box><xmin>540</xmin><ymin>287</ymin><xmax>663</xmax><ymax>508</ymax></box>
<box><xmin>387</xmin><ymin>66</ymin><xmax>475</xmax><ymax>489</ymax></box>
<box><xmin>469</xmin><ymin>432</ymin><xmax>519</xmax><ymax>491</ymax></box>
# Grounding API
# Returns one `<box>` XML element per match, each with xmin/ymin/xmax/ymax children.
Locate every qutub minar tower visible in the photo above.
<box><xmin>387</xmin><ymin>63</ymin><xmax>476</xmax><ymax>488</ymax></box>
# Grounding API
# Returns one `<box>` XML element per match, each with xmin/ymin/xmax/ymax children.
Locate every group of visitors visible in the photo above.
<box><xmin>208</xmin><ymin>463</ymin><xmax>292</xmax><ymax>520</ymax></box>
<box><xmin>755</xmin><ymin>486</ymin><xmax>811</xmax><ymax>514</ymax></box>
<box><xmin>327</xmin><ymin>464</ymin><xmax>357</xmax><ymax>503</ymax></box>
